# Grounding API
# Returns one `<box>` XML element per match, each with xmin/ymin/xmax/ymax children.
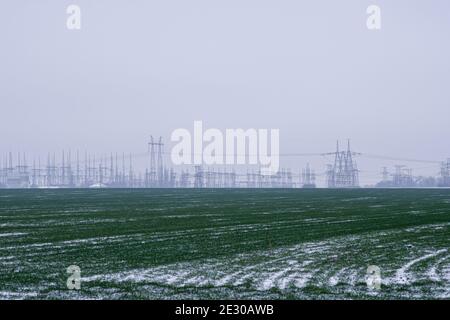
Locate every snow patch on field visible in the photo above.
<box><xmin>84</xmin><ymin>241</ymin><xmax>330</xmax><ymax>291</ymax></box>
<box><xmin>0</xmin><ymin>291</ymin><xmax>38</xmax><ymax>299</ymax></box>
<box><xmin>0</xmin><ymin>232</ymin><xmax>27</xmax><ymax>237</ymax></box>
<box><xmin>394</xmin><ymin>249</ymin><xmax>447</xmax><ymax>284</ymax></box>
<box><xmin>80</xmin><ymin>227</ymin><xmax>450</xmax><ymax>298</ymax></box>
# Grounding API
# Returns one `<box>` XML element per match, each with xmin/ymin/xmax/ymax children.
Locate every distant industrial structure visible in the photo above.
<box><xmin>325</xmin><ymin>140</ymin><xmax>360</xmax><ymax>188</ymax></box>
<box><xmin>301</xmin><ymin>163</ymin><xmax>316</xmax><ymax>188</ymax></box>
<box><xmin>375</xmin><ymin>164</ymin><xmax>444</xmax><ymax>188</ymax></box>
<box><xmin>0</xmin><ymin>138</ymin><xmax>448</xmax><ymax>189</ymax></box>
<box><xmin>0</xmin><ymin>136</ymin><xmax>301</xmax><ymax>189</ymax></box>
<box><xmin>438</xmin><ymin>159</ymin><xmax>450</xmax><ymax>187</ymax></box>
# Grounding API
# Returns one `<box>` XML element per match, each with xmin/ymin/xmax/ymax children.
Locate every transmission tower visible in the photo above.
<box><xmin>324</xmin><ymin>140</ymin><xmax>360</xmax><ymax>188</ymax></box>
<box><xmin>302</xmin><ymin>163</ymin><xmax>316</xmax><ymax>188</ymax></box>
<box><xmin>148</xmin><ymin>136</ymin><xmax>165</xmax><ymax>187</ymax></box>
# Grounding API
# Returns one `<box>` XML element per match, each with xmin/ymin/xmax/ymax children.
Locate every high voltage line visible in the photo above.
<box><xmin>1</xmin><ymin>151</ymin><xmax>442</xmax><ymax>166</ymax></box>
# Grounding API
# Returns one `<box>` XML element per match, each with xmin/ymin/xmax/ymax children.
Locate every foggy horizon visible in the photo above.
<box><xmin>1</xmin><ymin>1</ymin><xmax>450</xmax><ymax>185</ymax></box>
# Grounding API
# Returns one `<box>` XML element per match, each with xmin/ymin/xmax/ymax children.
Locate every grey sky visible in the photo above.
<box><xmin>1</xmin><ymin>1</ymin><xmax>449</xmax><ymax>185</ymax></box>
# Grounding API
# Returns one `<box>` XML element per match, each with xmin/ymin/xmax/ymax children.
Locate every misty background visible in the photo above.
<box><xmin>1</xmin><ymin>0</ymin><xmax>449</xmax><ymax>185</ymax></box>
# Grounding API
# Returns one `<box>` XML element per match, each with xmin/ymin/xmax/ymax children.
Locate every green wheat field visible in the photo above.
<box><xmin>0</xmin><ymin>189</ymin><xmax>449</xmax><ymax>299</ymax></box>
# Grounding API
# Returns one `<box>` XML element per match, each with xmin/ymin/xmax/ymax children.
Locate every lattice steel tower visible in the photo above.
<box><xmin>324</xmin><ymin>140</ymin><xmax>360</xmax><ymax>188</ymax></box>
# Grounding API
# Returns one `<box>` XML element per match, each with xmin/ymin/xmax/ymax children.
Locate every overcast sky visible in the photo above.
<box><xmin>1</xmin><ymin>1</ymin><xmax>449</xmax><ymax>185</ymax></box>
